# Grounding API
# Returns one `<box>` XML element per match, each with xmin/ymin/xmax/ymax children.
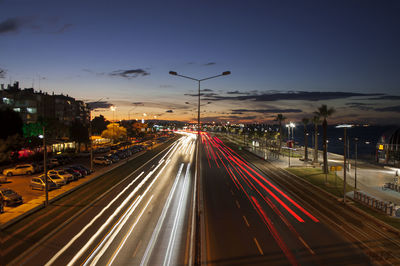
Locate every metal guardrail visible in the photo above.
<box><xmin>353</xmin><ymin>190</ymin><xmax>399</xmax><ymax>217</ymax></box>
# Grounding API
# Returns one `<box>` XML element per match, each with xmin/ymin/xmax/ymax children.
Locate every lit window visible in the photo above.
<box><xmin>3</xmin><ymin>97</ymin><xmax>13</xmax><ymax>105</ymax></box>
<box><xmin>13</xmin><ymin>108</ymin><xmax>21</xmax><ymax>112</ymax></box>
<box><xmin>27</xmin><ymin>107</ymin><xmax>37</xmax><ymax>114</ymax></box>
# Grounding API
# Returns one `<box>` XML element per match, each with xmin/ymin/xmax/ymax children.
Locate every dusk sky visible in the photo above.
<box><xmin>1</xmin><ymin>0</ymin><xmax>400</xmax><ymax>124</ymax></box>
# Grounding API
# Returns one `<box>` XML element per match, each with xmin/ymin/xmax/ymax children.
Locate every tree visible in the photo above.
<box><xmin>315</xmin><ymin>104</ymin><xmax>335</xmax><ymax>174</ymax></box>
<box><xmin>101</xmin><ymin>123</ymin><xmax>127</xmax><ymax>143</ymax></box>
<box><xmin>69</xmin><ymin>119</ymin><xmax>89</xmax><ymax>152</ymax></box>
<box><xmin>132</xmin><ymin>121</ymin><xmax>148</xmax><ymax>138</ymax></box>
<box><xmin>91</xmin><ymin>115</ymin><xmax>109</xmax><ymax>135</ymax></box>
<box><xmin>274</xmin><ymin>114</ymin><xmax>286</xmax><ymax>155</ymax></box>
<box><xmin>312</xmin><ymin>115</ymin><xmax>320</xmax><ymax>163</ymax></box>
<box><xmin>0</xmin><ymin>108</ymin><xmax>23</xmax><ymax>140</ymax></box>
<box><xmin>302</xmin><ymin>117</ymin><xmax>310</xmax><ymax>161</ymax></box>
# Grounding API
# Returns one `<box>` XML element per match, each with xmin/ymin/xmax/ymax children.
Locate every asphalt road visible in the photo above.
<box><xmin>7</xmin><ymin>132</ymin><xmax>197</xmax><ymax>266</ymax></box>
<box><xmin>200</xmin><ymin>133</ymin><xmax>371</xmax><ymax>265</ymax></box>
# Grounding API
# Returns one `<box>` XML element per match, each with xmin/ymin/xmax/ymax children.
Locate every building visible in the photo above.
<box><xmin>376</xmin><ymin>128</ymin><xmax>400</xmax><ymax>167</ymax></box>
<box><xmin>0</xmin><ymin>82</ymin><xmax>89</xmax><ymax>126</ymax></box>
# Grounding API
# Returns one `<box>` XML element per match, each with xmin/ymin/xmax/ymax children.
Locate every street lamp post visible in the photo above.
<box><xmin>336</xmin><ymin>124</ymin><xmax>353</xmax><ymax>204</ymax></box>
<box><xmin>354</xmin><ymin>137</ymin><xmax>358</xmax><ymax>191</ymax></box>
<box><xmin>286</xmin><ymin>122</ymin><xmax>295</xmax><ymax>167</ymax></box>
<box><xmin>42</xmin><ymin>126</ymin><xmax>48</xmax><ymax>206</ymax></box>
<box><xmin>169</xmin><ymin>70</ymin><xmax>230</xmax><ymax>263</ymax></box>
<box><xmin>169</xmin><ymin>71</ymin><xmax>230</xmax><ymax>137</ymax></box>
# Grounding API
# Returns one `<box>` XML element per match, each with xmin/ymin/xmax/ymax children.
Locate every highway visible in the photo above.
<box><xmin>10</xmin><ymin>132</ymin><xmax>197</xmax><ymax>266</ymax></box>
<box><xmin>200</xmin><ymin>132</ymin><xmax>372</xmax><ymax>265</ymax></box>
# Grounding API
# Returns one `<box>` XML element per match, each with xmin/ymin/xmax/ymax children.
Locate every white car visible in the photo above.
<box><xmin>48</xmin><ymin>170</ymin><xmax>74</xmax><ymax>183</ymax></box>
<box><xmin>39</xmin><ymin>174</ymin><xmax>66</xmax><ymax>186</ymax></box>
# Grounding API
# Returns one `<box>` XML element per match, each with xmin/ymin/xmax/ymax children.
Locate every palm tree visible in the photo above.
<box><xmin>301</xmin><ymin>118</ymin><xmax>310</xmax><ymax>161</ymax></box>
<box><xmin>315</xmin><ymin>105</ymin><xmax>336</xmax><ymax>174</ymax></box>
<box><xmin>312</xmin><ymin>115</ymin><xmax>320</xmax><ymax>164</ymax></box>
<box><xmin>274</xmin><ymin>114</ymin><xmax>286</xmax><ymax>156</ymax></box>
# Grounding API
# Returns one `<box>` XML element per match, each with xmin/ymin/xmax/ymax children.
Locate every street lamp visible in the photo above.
<box><xmin>336</xmin><ymin>124</ymin><xmax>353</xmax><ymax>203</ymax></box>
<box><xmin>169</xmin><ymin>70</ymin><xmax>230</xmax><ymax>138</ymax></box>
<box><xmin>286</xmin><ymin>122</ymin><xmax>295</xmax><ymax>167</ymax></box>
<box><xmin>354</xmin><ymin>137</ymin><xmax>358</xmax><ymax>191</ymax></box>
<box><xmin>110</xmin><ymin>106</ymin><xmax>116</xmax><ymax>143</ymax></box>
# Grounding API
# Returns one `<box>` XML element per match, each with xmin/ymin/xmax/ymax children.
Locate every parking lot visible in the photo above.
<box><xmin>0</xmin><ymin>143</ymin><xmax>150</xmax><ymax>212</ymax></box>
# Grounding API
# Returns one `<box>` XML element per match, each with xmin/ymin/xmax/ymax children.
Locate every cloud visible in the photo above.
<box><xmin>184</xmin><ymin>92</ymin><xmax>219</xmax><ymax>97</ymax></box>
<box><xmin>227</xmin><ymin>90</ymin><xmax>250</xmax><ymax>95</ymax></box>
<box><xmin>0</xmin><ymin>17</ymin><xmax>25</xmax><ymax>34</ymax></box>
<box><xmin>166</xmin><ymin>110</ymin><xmax>174</xmax><ymax>113</ymax></box>
<box><xmin>202</xmin><ymin>91</ymin><xmax>384</xmax><ymax>102</ymax></box>
<box><xmin>201</xmin><ymin>88</ymin><xmax>213</xmax><ymax>92</ymax></box>
<box><xmin>231</xmin><ymin>108</ymin><xmax>303</xmax><ymax>114</ymax></box>
<box><xmin>54</xmin><ymin>23</ymin><xmax>73</xmax><ymax>34</ymax></box>
<box><xmin>204</xmin><ymin>62</ymin><xmax>216</xmax><ymax>66</ymax></box>
<box><xmin>374</xmin><ymin>105</ymin><xmax>400</xmax><ymax>113</ymax></box>
<box><xmin>109</xmin><ymin>69</ymin><xmax>150</xmax><ymax>79</ymax></box>
<box><xmin>345</xmin><ymin>102</ymin><xmax>374</xmax><ymax>111</ymax></box>
<box><xmin>87</xmin><ymin>101</ymin><xmax>113</xmax><ymax>110</ymax></box>
<box><xmin>367</xmin><ymin>95</ymin><xmax>400</xmax><ymax>100</ymax></box>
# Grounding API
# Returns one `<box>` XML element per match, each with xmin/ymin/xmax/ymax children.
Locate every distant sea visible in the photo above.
<box><xmin>292</xmin><ymin>125</ymin><xmax>398</xmax><ymax>160</ymax></box>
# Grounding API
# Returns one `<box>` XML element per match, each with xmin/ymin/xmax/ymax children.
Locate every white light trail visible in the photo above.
<box><xmin>107</xmin><ymin>195</ymin><xmax>154</xmax><ymax>266</ymax></box>
<box><xmin>88</xmin><ymin>159</ymin><xmax>171</xmax><ymax>265</ymax></box>
<box><xmin>45</xmin><ymin>171</ymin><xmax>145</xmax><ymax>266</ymax></box>
<box><xmin>163</xmin><ymin>163</ymin><xmax>191</xmax><ymax>266</ymax></box>
<box><xmin>140</xmin><ymin>163</ymin><xmax>185</xmax><ymax>266</ymax></box>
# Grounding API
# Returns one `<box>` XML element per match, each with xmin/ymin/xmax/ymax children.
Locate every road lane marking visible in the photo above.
<box><xmin>235</xmin><ymin>200</ymin><xmax>241</xmax><ymax>209</ymax></box>
<box><xmin>140</xmin><ymin>163</ymin><xmax>185</xmax><ymax>266</ymax></box>
<box><xmin>298</xmin><ymin>236</ymin><xmax>315</xmax><ymax>255</ymax></box>
<box><xmin>107</xmin><ymin>196</ymin><xmax>153</xmax><ymax>265</ymax></box>
<box><xmin>132</xmin><ymin>240</ymin><xmax>142</xmax><ymax>258</ymax></box>
<box><xmin>243</xmin><ymin>216</ymin><xmax>250</xmax><ymax>227</ymax></box>
<box><xmin>253</xmin><ymin>238</ymin><xmax>264</xmax><ymax>255</ymax></box>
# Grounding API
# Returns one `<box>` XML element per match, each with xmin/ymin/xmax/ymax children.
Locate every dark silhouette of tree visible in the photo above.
<box><xmin>274</xmin><ymin>114</ymin><xmax>286</xmax><ymax>155</ymax></box>
<box><xmin>315</xmin><ymin>104</ymin><xmax>335</xmax><ymax>174</ymax></box>
<box><xmin>91</xmin><ymin>115</ymin><xmax>109</xmax><ymax>135</ymax></box>
<box><xmin>0</xmin><ymin>108</ymin><xmax>23</xmax><ymax>139</ymax></box>
<box><xmin>302</xmin><ymin>117</ymin><xmax>310</xmax><ymax>161</ymax></box>
<box><xmin>69</xmin><ymin>119</ymin><xmax>89</xmax><ymax>152</ymax></box>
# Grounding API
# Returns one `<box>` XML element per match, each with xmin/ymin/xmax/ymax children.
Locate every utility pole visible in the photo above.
<box><xmin>43</xmin><ymin>125</ymin><xmax>48</xmax><ymax>206</ymax></box>
<box><xmin>355</xmin><ymin>137</ymin><xmax>358</xmax><ymax>190</ymax></box>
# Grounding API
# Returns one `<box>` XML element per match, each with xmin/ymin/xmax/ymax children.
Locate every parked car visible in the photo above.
<box><xmin>76</xmin><ymin>164</ymin><xmax>92</xmax><ymax>174</ymax></box>
<box><xmin>104</xmin><ymin>153</ymin><xmax>120</xmax><ymax>163</ymax></box>
<box><xmin>93</xmin><ymin>157</ymin><xmax>112</xmax><ymax>165</ymax></box>
<box><xmin>30</xmin><ymin>177</ymin><xmax>58</xmax><ymax>191</ymax></box>
<box><xmin>48</xmin><ymin>169</ymin><xmax>74</xmax><ymax>183</ymax></box>
<box><xmin>63</xmin><ymin>167</ymin><xmax>82</xmax><ymax>180</ymax></box>
<box><xmin>39</xmin><ymin>173</ymin><xmax>66</xmax><ymax>186</ymax></box>
<box><xmin>69</xmin><ymin>165</ymin><xmax>88</xmax><ymax>176</ymax></box>
<box><xmin>2</xmin><ymin>164</ymin><xmax>35</xmax><ymax>176</ymax></box>
<box><xmin>0</xmin><ymin>188</ymin><xmax>23</xmax><ymax>206</ymax></box>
